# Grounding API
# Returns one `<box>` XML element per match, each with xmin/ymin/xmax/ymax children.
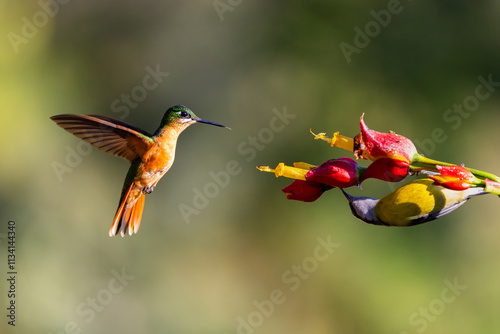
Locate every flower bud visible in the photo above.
<box><xmin>428</xmin><ymin>165</ymin><xmax>474</xmax><ymax>190</ymax></box>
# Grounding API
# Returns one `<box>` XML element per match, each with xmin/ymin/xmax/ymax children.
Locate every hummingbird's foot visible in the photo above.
<box><xmin>143</xmin><ymin>185</ymin><xmax>155</xmax><ymax>194</ymax></box>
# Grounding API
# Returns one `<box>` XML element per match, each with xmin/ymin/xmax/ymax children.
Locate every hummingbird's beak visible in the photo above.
<box><xmin>194</xmin><ymin>118</ymin><xmax>231</xmax><ymax>130</ymax></box>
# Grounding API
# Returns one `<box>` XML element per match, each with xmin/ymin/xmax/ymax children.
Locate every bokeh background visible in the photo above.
<box><xmin>2</xmin><ymin>1</ymin><xmax>500</xmax><ymax>333</ymax></box>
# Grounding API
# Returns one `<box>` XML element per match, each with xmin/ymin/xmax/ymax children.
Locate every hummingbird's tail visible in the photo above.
<box><xmin>109</xmin><ymin>184</ymin><xmax>145</xmax><ymax>237</ymax></box>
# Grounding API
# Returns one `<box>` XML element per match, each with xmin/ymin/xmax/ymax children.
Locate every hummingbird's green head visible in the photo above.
<box><xmin>159</xmin><ymin>105</ymin><xmax>230</xmax><ymax>130</ymax></box>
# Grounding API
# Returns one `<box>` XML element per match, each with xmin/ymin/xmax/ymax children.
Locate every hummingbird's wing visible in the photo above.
<box><xmin>50</xmin><ymin>114</ymin><xmax>154</xmax><ymax>162</ymax></box>
<box><xmin>408</xmin><ymin>186</ymin><xmax>487</xmax><ymax>225</ymax></box>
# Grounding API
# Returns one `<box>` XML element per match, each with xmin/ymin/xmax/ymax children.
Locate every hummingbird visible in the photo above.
<box><xmin>341</xmin><ymin>179</ymin><xmax>487</xmax><ymax>226</ymax></box>
<box><xmin>51</xmin><ymin>105</ymin><xmax>230</xmax><ymax>237</ymax></box>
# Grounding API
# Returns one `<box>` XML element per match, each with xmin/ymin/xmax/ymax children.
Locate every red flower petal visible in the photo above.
<box><xmin>282</xmin><ymin>180</ymin><xmax>332</xmax><ymax>202</ymax></box>
<box><xmin>436</xmin><ymin>165</ymin><xmax>473</xmax><ymax>179</ymax></box>
<box><xmin>355</xmin><ymin>115</ymin><xmax>418</xmax><ymax>163</ymax></box>
<box><xmin>305</xmin><ymin>157</ymin><xmax>359</xmax><ymax>188</ymax></box>
<box><xmin>360</xmin><ymin>158</ymin><xmax>409</xmax><ymax>183</ymax></box>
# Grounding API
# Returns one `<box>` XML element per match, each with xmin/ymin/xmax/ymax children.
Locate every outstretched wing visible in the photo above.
<box><xmin>50</xmin><ymin>114</ymin><xmax>154</xmax><ymax>162</ymax></box>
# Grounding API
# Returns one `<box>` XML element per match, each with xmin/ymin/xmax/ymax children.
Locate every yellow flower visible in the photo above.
<box><xmin>310</xmin><ymin>130</ymin><xmax>354</xmax><ymax>152</ymax></box>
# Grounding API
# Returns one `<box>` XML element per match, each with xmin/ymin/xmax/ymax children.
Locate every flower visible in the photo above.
<box><xmin>305</xmin><ymin>157</ymin><xmax>360</xmax><ymax>188</ymax></box>
<box><xmin>359</xmin><ymin>158</ymin><xmax>410</xmax><ymax>183</ymax></box>
<box><xmin>282</xmin><ymin>180</ymin><xmax>332</xmax><ymax>202</ymax></box>
<box><xmin>354</xmin><ymin>114</ymin><xmax>419</xmax><ymax>163</ymax></box>
<box><xmin>259</xmin><ymin>114</ymin><xmax>500</xmax><ymax>212</ymax></box>
<box><xmin>258</xmin><ymin>158</ymin><xmax>361</xmax><ymax>189</ymax></box>
<box><xmin>311</xmin><ymin>130</ymin><xmax>354</xmax><ymax>152</ymax></box>
<box><xmin>257</xmin><ymin>162</ymin><xmax>310</xmax><ymax>180</ymax></box>
<box><xmin>428</xmin><ymin>165</ymin><xmax>475</xmax><ymax>190</ymax></box>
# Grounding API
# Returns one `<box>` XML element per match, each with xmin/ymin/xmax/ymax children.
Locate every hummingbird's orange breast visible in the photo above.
<box><xmin>134</xmin><ymin>131</ymin><xmax>180</xmax><ymax>191</ymax></box>
<box><xmin>133</xmin><ymin>122</ymin><xmax>192</xmax><ymax>192</ymax></box>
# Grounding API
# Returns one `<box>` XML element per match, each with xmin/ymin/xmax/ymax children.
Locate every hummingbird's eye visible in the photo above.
<box><xmin>179</xmin><ymin>111</ymin><xmax>189</xmax><ymax>118</ymax></box>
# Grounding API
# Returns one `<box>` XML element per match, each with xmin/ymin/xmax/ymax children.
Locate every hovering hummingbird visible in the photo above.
<box><xmin>51</xmin><ymin>105</ymin><xmax>230</xmax><ymax>237</ymax></box>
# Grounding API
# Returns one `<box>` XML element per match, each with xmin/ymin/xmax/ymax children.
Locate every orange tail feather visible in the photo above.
<box><xmin>109</xmin><ymin>184</ymin><xmax>145</xmax><ymax>237</ymax></box>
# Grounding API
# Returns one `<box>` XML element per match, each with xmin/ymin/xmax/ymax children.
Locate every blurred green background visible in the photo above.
<box><xmin>2</xmin><ymin>1</ymin><xmax>500</xmax><ymax>333</ymax></box>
